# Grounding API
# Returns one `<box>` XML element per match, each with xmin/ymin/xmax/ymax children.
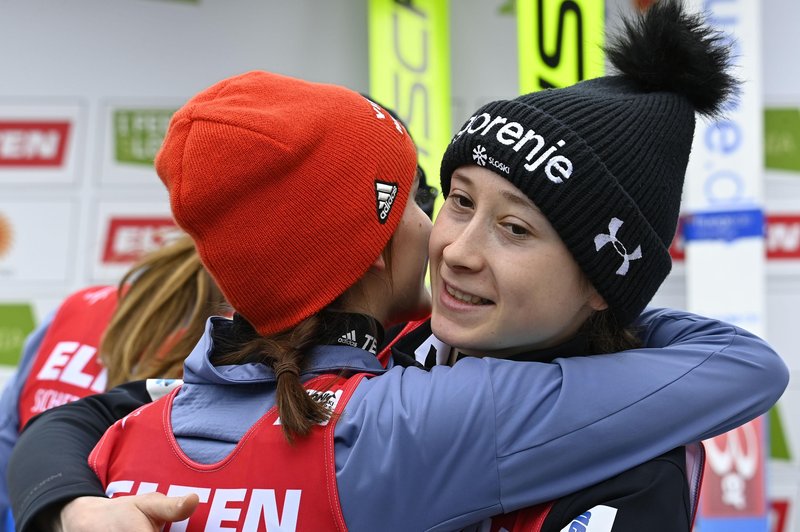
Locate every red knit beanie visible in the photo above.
<box><xmin>155</xmin><ymin>71</ymin><xmax>418</xmax><ymax>335</ymax></box>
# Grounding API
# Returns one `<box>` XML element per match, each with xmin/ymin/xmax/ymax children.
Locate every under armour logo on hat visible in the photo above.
<box><xmin>594</xmin><ymin>218</ymin><xmax>643</xmax><ymax>276</ymax></box>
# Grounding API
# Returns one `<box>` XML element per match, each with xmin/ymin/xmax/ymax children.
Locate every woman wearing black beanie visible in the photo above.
<box><xmin>399</xmin><ymin>0</ymin><xmax>739</xmax><ymax>529</ymax></box>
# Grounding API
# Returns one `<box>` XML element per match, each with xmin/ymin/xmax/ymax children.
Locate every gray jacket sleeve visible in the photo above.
<box><xmin>335</xmin><ymin>308</ymin><xmax>788</xmax><ymax>531</ymax></box>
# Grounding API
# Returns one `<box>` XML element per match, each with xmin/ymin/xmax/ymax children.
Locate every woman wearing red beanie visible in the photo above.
<box><xmin>7</xmin><ymin>2</ymin><xmax>788</xmax><ymax>530</ymax></box>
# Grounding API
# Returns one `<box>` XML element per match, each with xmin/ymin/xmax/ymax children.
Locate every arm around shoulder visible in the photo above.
<box><xmin>8</xmin><ymin>380</ymin><xmax>153</xmax><ymax>532</ymax></box>
<box><xmin>635</xmin><ymin>307</ymin><xmax>789</xmax><ymax>431</ymax></box>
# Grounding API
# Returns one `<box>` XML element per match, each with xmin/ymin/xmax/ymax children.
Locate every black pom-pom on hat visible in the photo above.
<box><xmin>606</xmin><ymin>0</ymin><xmax>738</xmax><ymax>117</ymax></box>
<box><xmin>440</xmin><ymin>0</ymin><xmax>739</xmax><ymax>325</ymax></box>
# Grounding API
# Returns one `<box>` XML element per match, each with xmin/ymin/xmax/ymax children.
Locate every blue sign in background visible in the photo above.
<box><xmin>683</xmin><ymin>209</ymin><xmax>765</xmax><ymax>242</ymax></box>
<box><xmin>697</xmin><ymin>517</ymin><xmax>768</xmax><ymax>532</ymax></box>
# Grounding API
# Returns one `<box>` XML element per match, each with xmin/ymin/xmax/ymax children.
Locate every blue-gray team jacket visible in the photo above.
<box><xmin>6</xmin><ymin>307</ymin><xmax>790</xmax><ymax>532</ymax></box>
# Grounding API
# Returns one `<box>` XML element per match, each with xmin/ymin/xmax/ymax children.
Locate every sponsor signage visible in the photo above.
<box><xmin>114</xmin><ymin>108</ymin><xmax>175</xmax><ymax>166</ymax></box>
<box><xmin>670</xmin><ymin>214</ymin><xmax>800</xmax><ymax>260</ymax></box>
<box><xmin>683</xmin><ymin>209</ymin><xmax>764</xmax><ymax>242</ymax></box>
<box><xmin>769</xmin><ymin>500</ymin><xmax>790</xmax><ymax>532</ymax></box>
<box><xmin>766</xmin><ymin>215</ymin><xmax>800</xmax><ymax>259</ymax></box>
<box><xmin>102</xmin><ymin>216</ymin><xmax>182</xmax><ymax>264</ymax></box>
<box><xmin>683</xmin><ymin>0</ymin><xmax>766</xmax><ymax>333</ymax></box>
<box><xmin>90</xmin><ymin>199</ymin><xmax>174</xmax><ymax>281</ymax></box>
<box><xmin>769</xmin><ymin>406</ymin><xmax>791</xmax><ymax>461</ymax></box>
<box><xmin>368</xmin><ymin>0</ymin><xmax>452</xmax><ymax>218</ymax></box>
<box><xmin>0</xmin><ymin>202</ymin><xmax>74</xmax><ymax>283</ymax></box>
<box><xmin>765</xmin><ymin>108</ymin><xmax>800</xmax><ymax>174</ymax></box>
<box><xmin>682</xmin><ymin>3</ymin><xmax>768</xmax><ymax>528</ymax></box>
<box><xmin>701</xmin><ymin>418</ymin><xmax>766</xmax><ymax>517</ymax></box>
<box><xmin>0</xmin><ymin>102</ymin><xmax>83</xmax><ymax>184</ymax></box>
<box><xmin>0</xmin><ymin>304</ymin><xmax>35</xmax><ymax>366</ymax></box>
<box><xmin>517</xmin><ymin>0</ymin><xmax>604</xmax><ymax>93</ymax></box>
<box><xmin>105</xmin><ymin>481</ymin><xmax>301</xmax><ymax>530</ymax></box>
<box><xmin>99</xmin><ymin>103</ymin><xmax>178</xmax><ymax>184</ymax></box>
<box><xmin>0</xmin><ymin>211</ymin><xmax>12</xmax><ymax>259</ymax></box>
<box><xmin>0</xmin><ymin>121</ymin><xmax>70</xmax><ymax>167</ymax></box>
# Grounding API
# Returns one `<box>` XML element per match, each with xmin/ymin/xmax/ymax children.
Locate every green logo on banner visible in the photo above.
<box><xmin>769</xmin><ymin>405</ymin><xmax>791</xmax><ymax>461</ymax></box>
<box><xmin>0</xmin><ymin>304</ymin><xmax>35</xmax><ymax>366</ymax></box>
<box><xmin>765</xmin><ymin>108</ymin><xmax>800</xmax><ymax>174</ymax></box>
<box><xmin>114</xmin><ymin>108</ymin><xmax>176</xmax><ymax>165</ymax></box>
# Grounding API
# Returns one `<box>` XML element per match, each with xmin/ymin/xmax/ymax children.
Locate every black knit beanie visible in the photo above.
<box><xmin>440</xmin><ymin>0</ymin><xmax>737</xmax><ymax>325</ymax></box>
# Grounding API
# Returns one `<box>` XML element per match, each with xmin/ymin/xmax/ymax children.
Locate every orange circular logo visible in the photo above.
<box><xmin>0</xmin><ymin>213</ymin><xmax>13</xmax><ymax>259</ymax></box>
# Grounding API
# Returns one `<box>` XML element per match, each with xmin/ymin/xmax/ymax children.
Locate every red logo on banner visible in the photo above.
<box><xmin>0</xmin><ymin>121</ymin><xmax>70</xmax><ymax>167</ymax></box>
<box><xmin>102</xmin><ymin>217</ymin><xmax>182</xmax><ymax>264</ymax></box>
<box><xmin>767</xmin><ymin>216</ymin><xmax>800</xmax><ymax>259</ymax></box>
<box><xmin>670</xmin><ymin>215</ymin><xmax>800</xmax><ymax>260</ymax></box>
<box><xmin>701</xmin><ymin>417</ymin><xmax>765</xmax><ymax>517</ymax></box>
<box><xmin>770</xmin><ymin>499</ymin><xmax>790</xmax><ymax>532</ymax></box>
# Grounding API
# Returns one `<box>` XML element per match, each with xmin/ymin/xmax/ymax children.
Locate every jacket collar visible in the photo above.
<box><xmin>183</xmin><ymin>315</ymin><xmax>388</xmax><ymax>385</ymax></box>
<box><xmin>388</xmin><ymin>319</ymin><xmax>592</xmax><ymax>369</ymax></box>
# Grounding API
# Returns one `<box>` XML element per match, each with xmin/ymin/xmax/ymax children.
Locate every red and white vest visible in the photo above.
<box><xmin>18</xmin><ymin>285</ymin><xmax>117</xmax><ymax>429</ymax></box>
<box><xmin>89</xmin><ymin>374</ymin><xmax>368</xmax><ymax>532</ymax></box>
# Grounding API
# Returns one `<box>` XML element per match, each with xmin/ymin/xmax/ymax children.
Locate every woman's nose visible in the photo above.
<box><xmin>442</xmin><ymin>220</ymin><xmax>485</xmax><ymax>272</ymax></box>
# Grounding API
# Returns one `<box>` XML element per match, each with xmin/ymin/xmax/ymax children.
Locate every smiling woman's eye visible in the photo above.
<box><xmin>449</xmin><ymin>193</ymin><xmax>474</xmax><ymax>209</ymax></box>
<box><xmin>505</xmin><ymin>223</ymin><xmax>530</xmax><ymax>237</ymax></box>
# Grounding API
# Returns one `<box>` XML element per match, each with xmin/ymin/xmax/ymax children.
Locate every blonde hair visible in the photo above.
<box><xmin>99</xmin><ymin>235</ymin><xmax>229</xmax><ymax>389</ymax></box>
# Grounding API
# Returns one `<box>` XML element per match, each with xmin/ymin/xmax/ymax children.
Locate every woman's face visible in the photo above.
<box><xmin>429</xmin><ymin>165</ymin><xmax>606</xmax><ymax>358</ymax></box>
<box><xmin>385</xmin><ymin>174</ymin><xmax>433</xmax><ymax>325</ymax></box>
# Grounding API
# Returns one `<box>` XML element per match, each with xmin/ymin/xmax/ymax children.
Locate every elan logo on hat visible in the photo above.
<box><xmin>365</xmin><ymin>98</ymin><xmax>404</xmax><ymax>135</ymax></box>
<box><xmin>375</xmin><ymin>181</ymin><xmax>398</xmax><ymax>224</ymax></box>
<box><xmin>454</xmin><ymin>111</ymin><xmax>573</xmax><ymax>184</ymax></box>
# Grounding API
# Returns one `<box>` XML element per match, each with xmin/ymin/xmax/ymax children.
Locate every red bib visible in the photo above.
<box><xmin>18</xmin><ymin>286</ymin><xmax>117</xmax><ymax>429</ymax></box>
<box><xmin>90</xmin><ymin>374</ymin><xmax>368</xmax><ymax>532</ymax></box>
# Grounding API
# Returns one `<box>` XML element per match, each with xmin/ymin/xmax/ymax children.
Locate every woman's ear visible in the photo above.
<box><xmin>588</xmin><ymin>289</ymin><xmax>609</xmax><ymax>311</ymax></box>
<box><xmin>370</xmin><ymin>252</ymin><xmax>387</xmax><ymax>272</ymax></box>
